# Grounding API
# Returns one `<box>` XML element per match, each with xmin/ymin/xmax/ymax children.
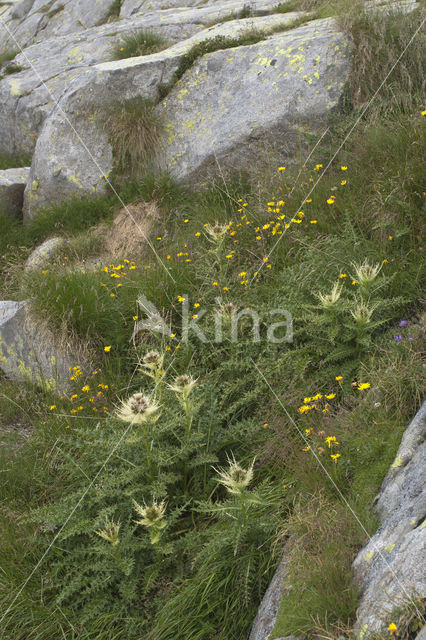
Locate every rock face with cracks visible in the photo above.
<box><xmin>0</xmin><ymin>300</ymin><xmax>76</xmax><ymax>392</ymax></box>
<box><xmin>0</xmin><ymin>167</ymin><xmax>29</xmax><ymax>217</ymax></box>
<box><xmin>352</xmin><ymin>401</ymin><xmax>426</xmax><ymax>638</ymax></box>
<box><xmin>23</xmin><ymin>17</ymin><xmax>350</xmax><ymax>218</ymax></box>
<box><xmin>0</xmin><ymin>0</ymin><xmax>288</xmax><ymax>156</ymax></box>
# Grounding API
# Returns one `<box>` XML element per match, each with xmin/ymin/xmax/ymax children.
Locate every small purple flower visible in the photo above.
<box><xmin>394</xmin><ymin>335</ymin><xmax>403</xmax><ymax>342</ymax></box>
<box><xmin>398</xmin><ymin>320</ymin><xmax>408</xmax><ymax>327</ymax></box>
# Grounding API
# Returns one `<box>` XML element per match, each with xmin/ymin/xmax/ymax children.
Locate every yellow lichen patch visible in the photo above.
<box><xmin>391</xmin><ymin>455</ymin><xmax>403</xmax><ymax>469</ymax></box>
<box><xmin>364</xmin><ymin>551</ymin><xmax>374</xmax><ymax>562</ymax></box>
<box><xmin>9</xmin><ymin>78</ymin><xmax>22</xmax><ymax>96</ymax></box>
<box><xmin>384</xmin><ymin>544</ymin><xmax>395</xmax><ymax>553</ymax></box>
<box><xmin>67</xmin><ymin>47</ymin><xmax>84</xmax><ymax>64</ymax></box>
<box><xmin>67</xmin><ymin>173</ymin><xmax>83</xmax><ymax>188</ymax></box>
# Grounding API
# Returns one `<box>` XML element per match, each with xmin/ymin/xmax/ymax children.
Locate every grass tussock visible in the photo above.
<box><xmin>113</xmin><ymin>30</ymin><xmax>169</xmax><ymax>60</ymax></box>
<box><xmin>0</xmin><ymin>6</ymin><xmax>424</xmax><ymax>640</ymax></box>
<box><xmin>103</xmin><ymin>98</ymin><xmax>163</xmax><ymax>177</ymax></box>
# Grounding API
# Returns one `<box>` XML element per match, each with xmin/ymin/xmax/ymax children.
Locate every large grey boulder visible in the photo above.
<box><xmin>352</xmin><ymin>402</ymin><xmax>426</xmax><ymax>638</ymax></box>
<box><xmin>0</xmin><ymin>8</ymin><xmax>205</xmax><ymax>155</ymax></box>
<box><xmin>249</xmin><ymin>553</ymin><xmax>288</xmax><ymax>640</ymax></box>
<box><xmin>157</xmin><ymin>17</ymin><xmax>349</xmax><ymax>182</ymax></box>
<box><xmin>0</xmin><ymin>0</ymin><xmax>292</xmax><ymax>156</ymax></box>
<box><xmin>24</xmin><ymin>16</ymin><xmax>349</xmax><ymax>217</ymax></box>
<box><xmin>25</xmin><ymin>236</ymin><xmax>66</xmax><ymax>271</ymax></box>
<box><xmin>0</xmin><ymin>300</ymin><xmax>76</xmax><ymax>391</ymax></box>
<box><xmin>0</xmin><ymin>167</ymin><xmax>29</xmax><ymax>218</ymax></box>
<box><xmin>0</xmin><ymin>0</ymin><xmax>119</xmax><ymax>50</ymax></box>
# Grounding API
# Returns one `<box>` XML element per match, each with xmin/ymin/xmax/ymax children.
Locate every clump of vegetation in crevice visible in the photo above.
<box><xmin>46</xmin><ymin>4</ymin><xmax>64</xmax><ymax>19</ymax></box>
<box><xmin>158</xmin><ymin>30</ymin><xmax>266</xmax><ymax>100</ymax></box>
<box><xmin>106</xmin><ymin>0</ymin><xmax>122</xmax><ymax>20</ymax></box>
<box><xmin>0</xmin><ymin>48</ymin><xmax>23</xmax><ymax>77</ymax></box>
<box><xmin>102</xmin><ymin>97</ymin><xmax>164</xmax><ymax>179</ymax></box>
<box><xmin>0</xmin><ymin>48</ymin><xmax>18</xmax><ymax>66</ymax></box>
<box><xmin>112</xmin><ymin>29</ymin><xmax>169</xmax><ymax>60</ymax></box>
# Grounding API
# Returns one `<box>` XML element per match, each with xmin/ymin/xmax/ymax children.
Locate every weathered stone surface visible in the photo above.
<box><xmin>0</xmin><ymin>300</ymin><xmax>75</xmax><ymax>391</ymax></box>
<box><xmin>158</xmin><ymin>18</ymin><xmax>349</xmax><ymax>182</ymax></box>
<box><xmin>353</xmin><ymin>402</ymin><xmax>426</xmax><ymax>638</ymax></box>
<box><xmin>249</xmin><ymin>554</ymin><xmax>288</xmax><ymax>640</ymax></box>
<box><xmin>121</xmin><ymin>0</ymin><xmax>286</xmax><ymax>19</ymax></box>
<box><xmin>25</xmin><ymin>236</ymin><xmax>66</xmax><ymax>271</ymax></box>
<box><xmin>366</xmin><ymin>0</ymin><xmax>420</xmax><ymax>14</ymax></box>
<box><xmin>0</xmin><ymin>0</ymin><xmax>292</xmax><ymax>155</ymax></box>
<box><xmin>24</xmin><ymin>16</ymin><xmax>348</xmax><ymax>217</ymax></box>
<box><xmin>0</xmin><ymin>167</ymin><xmax>29</xmax><ymax>218</ymax></box>
<box><xmin>416</xmin><ymin>625</ymin><xmax>426</xmax><ymax>640</ymax></box>
<box><xmin>0</xmin><ymin>0</ymin><xmax>119</xmax><ymax>50</ymax></box>
<box><xmin>0</xmin><ymin>9</ymin><xmax>204</xmax><ymax>155</ymax></box>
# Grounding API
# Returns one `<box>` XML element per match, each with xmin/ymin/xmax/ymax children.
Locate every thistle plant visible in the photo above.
<box><xmin>116</xmin><ymin>393</ymin><xmax>160</xmax><ymax>478</ymax></box>
<box><xmin>317</xmin><ymin>282</ymin><xmax>343</xmax><ymax>309</ymax></box>
<box><xmin>116</xmin><ymin>392</ymin><xmax>159</xmax><ymax>424</ymax></box>
<box><xmin>213</xmin><ymin>454</ymin><xmax>257</xmax><ymax>527</ymax></box>
<box><xmin>133</xmin><ymin>499</ymin><xmax>167</xmax><ymax>545</ymax></box>
<box><xmin>204</xmin><ymin>222</ymin><xmax>228</xmax><ymax>250</ymax></box>
<box><xmin>214</xmin><ymin>453</ymin><xmax>254</xmax><ymax>495</ymax></box>
<box><xmin>168</xmin><ymin>375</ymin><xmax>197</xmax><ymax>437</ymax></box>
<box><xmin>140</xmin><ymin>350</ymin><xmax>165</xmax><ymax>395</ymax></box>
<box><xmin>95</xmin><ymin>518</ymin><xmax>120</xmax><ymax>546</ymax></box>
<box><xmin>351</xmin><ymin>260</ymin><xmax>382</xmax><ymax>298</ymax></box>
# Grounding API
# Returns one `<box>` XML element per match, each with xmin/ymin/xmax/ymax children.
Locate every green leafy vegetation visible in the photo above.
<box><xmin>0</xmin><ymin>48</ymin><xmax>18</xmax><ymax>66</ymax></box>
<box><xmin>112</xmin><ymin>30</ymin><xmax>169</xmax><ymax>60</ymax></box>
<box><xmin>0</xmin><ymin>152</ymin><xmax>31</xmax><ymax>170</ymax></box>
<box><xmin>106</xmin><ymin>0</ymin><xmax>122</xmax><ymax>20</ymax></box>
<box><xmin>0</xmin><ymin>6</ymin><xmax>425</xmax><ymax>640</ymax></box>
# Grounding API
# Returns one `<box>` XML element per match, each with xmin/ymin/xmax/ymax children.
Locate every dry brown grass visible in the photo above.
<box><xmin>103</xmin><ymin>200</ymin><xmax>159</xmax><ymax>257</ymax></box>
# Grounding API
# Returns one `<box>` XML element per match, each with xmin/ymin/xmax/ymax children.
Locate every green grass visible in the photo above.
<box><xmin>112</xmin><ymin>30</ymin><xmax>169</xmax><ymax>60</ymax></box>
<box><xmin>0</xmin><ymin>48</ymin><xmax>18</xmax><ymax>66</ymax></box>
<box><xmin>0</xmin><ymin>5</ymin><xmax>424</xmax><ymax>640</ymax></box>
<box><xmin>106</xmin><ymin>0</ymin><xmax>122</xmax><ymax>20</ymax></box>
<box><xmin>0</xmin><ymin>152</ymin><xmax>31</xmax><ymax>170</ymax></box>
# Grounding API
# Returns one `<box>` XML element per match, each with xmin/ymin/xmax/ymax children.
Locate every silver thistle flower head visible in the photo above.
<box><xmin>95</xmin><ymin>519</ymin><xmax>120</xmax><ymax>546</ymax></box>
<box><xmin>141</xmin><ymin>350</ymin><xmax>164</xmax><ymax>370</ymax></box>
<box><xmin>218</xmin><ymin>301</ymin><xmax>238</xmax><ymax>320</ymax></box>
<box><xmin>351</xmin><ymin>302</ymin><xmax>376</xmax><ymax>325</ymax></box>
<box><xmin>213</xmin><ymin>453</ymin><xmax>255</xmax><ymax>494</ymax></box>
<box><xmin>352</xmin><ymin>260</ymin><xmax>381</xmax><ymax>288</ymax></box>
<box><xmin>133</xmin><ymin>498</ymin><xmax>166</xmax><ymax>529</ymax></box>
<box><xmin>317</xmin><ymin>281</ymin><xmax>343</xmax><ymax>308</ymax></box>
<box><xmin>205</xmin><ymin>222</ymin><xmax>228</xmax><ymax>243</ymax></box>
<box><xmin>116</xmin><ymin>393</ymin><xmax>159</xmax><ymax>423</ymax></box>
<box><xmin>168</xmin><ymin>374</ymin><xmax>197</xmax><ymax>396</ymax></box>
